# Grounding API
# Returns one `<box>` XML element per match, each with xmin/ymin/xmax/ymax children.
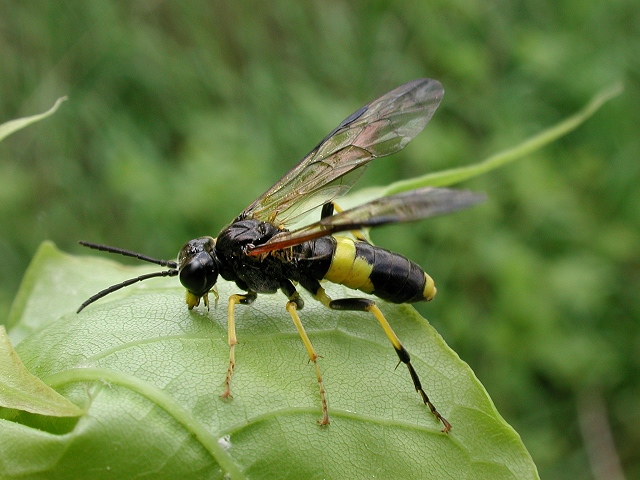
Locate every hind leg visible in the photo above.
<box><xmin>321</xmin><ymin>202</ymin><xmax>370</xmax><ymax>243</ymax></box>
<box><xmin>314</xmin><ymin>287</ymin><xmax>451</xmax><ymax>432</ymax></box>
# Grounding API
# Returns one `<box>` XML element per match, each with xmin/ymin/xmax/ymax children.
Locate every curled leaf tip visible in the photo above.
<box><xmin>0</xmin><ymin>95</ymin><xmax>69</xmax><ymax>142</ymax></box>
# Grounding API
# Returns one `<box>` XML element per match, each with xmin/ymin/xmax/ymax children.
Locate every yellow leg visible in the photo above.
<box><xmin>323</xmin><ymin>202</ymin><xmax>370</xmax><ymax>243</ymax></box>
<box><xmin>366</xmin><ymin>303</ymin><xmax>451</xmax><ymax>432</ymax></box>
<box><xmin>221</xmin><ymin>292</ymin><xmax>256</xmax><ymax>399</ymax></box>
<box><xmin>286</xmin><ymin>301</ymin><xmax>330</xmax><ymax>426</ymax></box>
<box><xmin>319</xmin><ymin>287</ymin><xmax>452</xmax><ymax>433</ymax></box>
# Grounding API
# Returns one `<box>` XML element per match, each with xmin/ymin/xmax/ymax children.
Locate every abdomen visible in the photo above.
<box><xmin>298</xmin><ymin>236</ymin><xmax>436</xmax><ymax>304</ymax></box>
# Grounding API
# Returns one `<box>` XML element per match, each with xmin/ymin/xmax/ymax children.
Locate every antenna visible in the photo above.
<box><xmin>77</xmin><ymin>241</ymin><xmax>179</xmax><ymax>313</ymax></box>
<box><xmin>78</xmin><ymin>241</ymin><xmax>178</xmax><ymax>268</ymax></box>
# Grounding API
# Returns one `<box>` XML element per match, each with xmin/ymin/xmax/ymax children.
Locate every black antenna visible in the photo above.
<box><xmin>78</xmin><ymin>241</ymin><xmax>178</xmax><ymax>268</ymax></box>
<box><xmin>77</xmin><ymin>241</ymin><xmax>179</xmax><ymax>313</ymax></box>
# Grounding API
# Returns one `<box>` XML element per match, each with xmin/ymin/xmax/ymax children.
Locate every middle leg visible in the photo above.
<box><xmin>221</xmin><ymin>291</ymin><xmax>257</xmax><ymax>399</ymax></box>
<box><xmin>286</xmin><ymin>302</ymin><xmax>329</xmax><ymax>425</ymax></box>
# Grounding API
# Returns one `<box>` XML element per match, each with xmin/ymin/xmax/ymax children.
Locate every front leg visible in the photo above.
<box><xmin>221</xmin><ymin>290</ymin><xmax>257</xmax><ymax>399</ymax></box>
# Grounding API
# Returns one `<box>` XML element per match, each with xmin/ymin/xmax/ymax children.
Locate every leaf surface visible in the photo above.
<box><xmin>1</xmin><ymin>242</ymin><xmax>538</xmax><ymax>479</ymax></box>
<box><xmin>0</xmin><ymin>326</ymin><xmax>84</xmax><ymax>417</ymax></box>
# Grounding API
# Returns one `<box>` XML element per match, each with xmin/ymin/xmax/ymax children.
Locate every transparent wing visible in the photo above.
<box><xmin>247</xmin><ymin>187</ymin><xmax>485</xmax><ymax>255</ymax></box>
<box><xmin>239</xmin><ymin>78</ymin><xmax>444</xmax><ymax>226</ymax></box>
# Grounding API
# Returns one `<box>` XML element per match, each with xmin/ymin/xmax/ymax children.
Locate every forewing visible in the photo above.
<box><xmin>239</xmin><ymin>78</ymin><xmax>444</xmax><ymax>225</ymax></box>
<box><xmin>247</xmin><ymin>187</ymin><xmax>485</xmax><ymax>255</ymax></box>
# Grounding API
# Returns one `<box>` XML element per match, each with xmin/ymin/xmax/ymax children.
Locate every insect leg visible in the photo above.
<box><xmin>285</xmin><ymin>300</ymin><xmax>330</xmax><ymax>426</ymax></box>
<box><xmin>321</xmin><ymin>202</ymin><xmax>370</xmax><ymax>243</ymax></box>
<box><xmin>314</xmin><ymin>288</ymin><xmax>451</xmax><ymax>433</ymax></box>
<box><xmin>221</xmin><ymin>291</ymin><xmax>257</xmax><ymax>399</ymax></box>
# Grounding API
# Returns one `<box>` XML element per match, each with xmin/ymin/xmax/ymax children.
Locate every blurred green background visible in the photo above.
<box><xmin>1</xmin><ymin>1</ymin><xmax>638</xmax><ymax>478</ymax></box>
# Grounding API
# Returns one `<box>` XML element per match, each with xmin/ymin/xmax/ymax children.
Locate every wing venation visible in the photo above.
<box><xmin>247</xmin><ymin>187</ymin><xmax>485</xmax><ymax>255</ymax></box>
<box><xmin>239</xmin><ymin>79</ymin><xmax>445</xmax><ymax>226</ymax></box>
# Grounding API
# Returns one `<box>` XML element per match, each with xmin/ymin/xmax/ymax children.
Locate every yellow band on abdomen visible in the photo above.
<box><xmin>325</xmin><ymin>237</ymin><xmax>375</xmax><ymax>293</ymax></box>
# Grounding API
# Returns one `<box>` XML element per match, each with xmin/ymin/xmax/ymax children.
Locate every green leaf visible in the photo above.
<box><xmin>2</xmin><ymin>242</ymin><xmax>538</xmax><ymax>479</ymax></box>
<box><xmin>0</xmin><ymin>326</ymin><xmax>84</xmax><ymax>417</ymax></box>
<box><xmin>0</xmin><ymin>97</ymin><xmax>68</xmax><ymax>143</ymax></box>
<box><xmin>384</xmin><ymin>82</ymin><xmax>623</xmax><ymax>193</ymax></box>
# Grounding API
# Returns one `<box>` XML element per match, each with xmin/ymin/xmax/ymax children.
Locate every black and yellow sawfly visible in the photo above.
<box><xmin>78</xmin><ymin>79</ymin><xmax>484</xmax><ymax>432</ymax></box>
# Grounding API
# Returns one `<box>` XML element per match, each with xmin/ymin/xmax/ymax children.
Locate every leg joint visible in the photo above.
<box><xmin>321</xmin><ymin>202</ymin><xmax>335</xmax><ymax>219</ymax></box>
<box><xmin>395</xmin><ymin>345</ymin><xmax>411</xmax><ymax>364</ymax></box>
<box><xmin>229</xmin><ymin>291</ymin><xmax>257</xmax><ymax>306</ymax></box>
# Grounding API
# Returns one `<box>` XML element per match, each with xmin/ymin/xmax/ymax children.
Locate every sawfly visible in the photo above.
<box><xmin>79</xmin><ymin>78</ymin><xmax>485</xmax><ymax>432</ymax></box>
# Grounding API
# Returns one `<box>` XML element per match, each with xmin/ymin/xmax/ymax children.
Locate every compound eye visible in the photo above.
<box><xmin>179</xmin><ymin>251</ymin><xmax>218</xmax><ymax>297</ymax></box>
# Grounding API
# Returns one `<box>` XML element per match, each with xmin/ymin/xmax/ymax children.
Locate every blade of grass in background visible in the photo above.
<box><xmin>384</xmin><ymin>83</ymin><xmax>623</xmax><ymax>193</ymax></box>
<box><xmin>0</xmin><ymin>97</ymin><xmax>67</xmax><ymax>143</ymax></box>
